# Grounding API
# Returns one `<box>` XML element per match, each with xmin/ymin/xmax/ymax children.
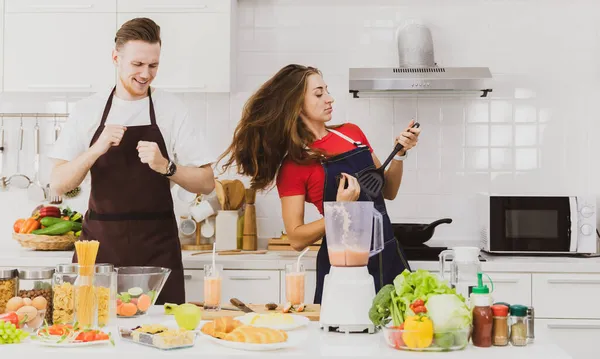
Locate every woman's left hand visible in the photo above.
<box><xmin>395</xmin><ymin>119</ymin><xmax>421</xmax><ymax>155</ymax></box>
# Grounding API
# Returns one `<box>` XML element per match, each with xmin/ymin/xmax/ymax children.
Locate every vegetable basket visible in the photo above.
<box><xmin>382</xmin><ymin>325</ymin><xmax>471</xmax><ymax>352</ymax></box>
<box><xmin>12</xmin><ymin>232</ymin><xmax>77</xmax><ymax>251</ymax></box>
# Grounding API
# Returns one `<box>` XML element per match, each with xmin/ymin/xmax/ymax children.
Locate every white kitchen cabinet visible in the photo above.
<box><xmin>117</xmin><ymin>0</ymin><xmax>231</xmax><ymax>13</ymax></box>
<box><xmin>536</xmin><ymin>319</ymin><xmax>600</xmax><ymax>359</ymax></box>
<box><xmin>4</xmin><ymin>13</ymin><xmax>116</xmax><ymax>92</ymax></box>
<box><xmin>222</xmin><ymin>270</ymin><xmax>281</xmax><ymax>304</ymax></box>
<box><xmin>117</xmin><ymin>6</ymin><xmax>235</xmax><ymax>92</ymax></box>
<box><xmin>5</xmin><ymin>0</ymin><xmax>116</xmax><ymax>13</ymax></box>
<box><xmin>183</xmin><ymin>269</ymin><xmax>204</xmax><ymax>302</ymax></box>
<box><xmin>488</xmin><ymin>273</ymin><xmax>532</xmax><ymax>306</ymax></box>
<box><xmin>533</xmin><ymin>273</ymin><xmax>600</xmax><ymax>319</ymax></box>
<box><xmin>280</xmin><ymin>270</ymin><xmax>318</xmax><ymax>305</ymax></box>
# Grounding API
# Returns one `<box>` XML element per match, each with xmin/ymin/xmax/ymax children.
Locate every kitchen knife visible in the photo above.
<box><xmin>230</xmin><ymin>298</ymin><xmax>255</xmax><ymax>313</ymax></box>
<box><xmin>189</xmin><ymin>301</ymin><xmax>241</xmax><ymax>311</ymax></box>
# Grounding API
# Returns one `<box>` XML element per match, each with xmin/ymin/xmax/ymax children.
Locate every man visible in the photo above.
<box><xmin>49</xmin><ymin>18</ymin><xmax>215</xmax><ymax>304</ymax></box>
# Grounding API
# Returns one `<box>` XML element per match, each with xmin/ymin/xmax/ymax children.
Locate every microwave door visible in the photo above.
<box><xmin>569</xmin><ymin>197</ymin><xmax>578</xmax><ymax>252</ymax></box>
<box><xmin>491</xmin><ymin>197</ymin><xmax>572</xmax><ymax>252</ymax></box>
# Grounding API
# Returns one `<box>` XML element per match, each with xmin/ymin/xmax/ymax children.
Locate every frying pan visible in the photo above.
<box><xmin>357</xmin><ymin>122</ymin><xmax>420</xmax><ymax>199</ymax></box>
<box><xmin>393</xmin><ymin>218</ymin><xmax>453</xmax><ymax>246</ymax></box>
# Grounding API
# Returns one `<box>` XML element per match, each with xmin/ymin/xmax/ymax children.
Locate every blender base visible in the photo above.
<box><xmin>319</xmin><ymin>266</ymin><xmax>377</xmax><ymax>334</ymax></box>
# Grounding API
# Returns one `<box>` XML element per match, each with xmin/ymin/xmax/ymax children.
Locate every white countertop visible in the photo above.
<box><xmin>2</xmin><ymin>306</ymin><xmax>572</xmax><ymax>358</ymax></box>
<box><xmin>2</xmin><ymin>248</ymin><xmax>600</xmax><ymax>274</ymax></box>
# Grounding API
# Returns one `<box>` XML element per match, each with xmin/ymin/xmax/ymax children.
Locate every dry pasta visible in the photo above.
<box><xmin>96</xmin><ymin>286</ymin><xmax>110</xmax><ymax>327</ymax></box>
<box><xmin>53</xmin><ymin>282</ymin><xmax>74</xmax><ymax>324</ymax></box>
<box><xmin>74</xmin><ymin>240</ymin><xmax>100</xmax><ymax>328</ymax></box>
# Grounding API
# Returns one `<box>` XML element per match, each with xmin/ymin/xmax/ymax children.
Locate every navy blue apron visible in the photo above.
<box><xmin>313</xmin><ymin>129</ymin><xmax>411</xmax><ymax>304</ymax></box>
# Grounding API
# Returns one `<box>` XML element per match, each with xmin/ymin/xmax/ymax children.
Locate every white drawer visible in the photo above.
<box><xmin>280</xmin><ymin>270</ymin><xmax>318</xmax><ymax>305</ymax></box>
<box><xmin>6</xmin><ymin>0</ymin><xmax>116</xmax><ymax>13</ymax></box>
<box><xmin>222</xmin><ymin>270</ymin><xmax>280</xmax><ymax>305</ymax></box>
<box><xmin>536</xmin><ymin>319</ymin><xmax>600</xmax><ymax>359</ymax></box>
<box><xmin>183</xmin><ymin>269</ymin><xmax>205</xmax><ymax>302</ymax></box>
<box><xmin>533</xmin><ymin>273</ymin><xmax>600</xmax><ymax>319</ymax></box>
<box><xmin>117</xmin><ymin>0</ymin><xmax>231</xmax><ymax>13</ymax></box>
<box><xmin>488</xmin><ymin>272</ymin><xmax>531</xmax><ymax>306</ymax></box>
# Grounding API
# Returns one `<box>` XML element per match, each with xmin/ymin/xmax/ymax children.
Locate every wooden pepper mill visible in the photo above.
<box><xmin>242</xmin><ymin>188</ymin><xmax>257</xmax><ymax>251</ymax></box>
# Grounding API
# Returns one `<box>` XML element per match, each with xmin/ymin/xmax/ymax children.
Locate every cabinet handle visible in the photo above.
<box><xmin>144</xmin><ymin>5</ymin><xmax>208</xmax><ymax>10</ymax></box>
<box><xmin>28</xmin><ymin>85</ymin><xmax>92</xmax><ymax>90</ymax></box>
<box><xmin>184</xmin><ymin>275</ymin><xmax>193</xmax><ymax>280</ymax></box>
<box><xmin>547</xmin><ymin>279</ymin><xmax>600</xmax><ymax>285</ymax></box>
<box><xmin>547</xmin><ymin>324</ymin><xmax>600</xmax><ymax>330</ymax></box>
<box><xmin>229</xmin><ymin>276</ymin><xmax>271</xmax><ymax>281</ymax></box>
<box><xmin>490</xmin><ymin>279</ymin><xmax>519</xmax><ymax>284</ymax></box>
<box><xmin>28</xmin><ymin>5</ymin><xmax>94</xmax><ymax>10</ymax></box>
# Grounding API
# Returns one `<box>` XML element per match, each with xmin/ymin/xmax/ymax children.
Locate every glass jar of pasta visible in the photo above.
<box><xmin>0</xmin><ymin>268</ymin><xmax>19</xmax><ymax>314</ymax></box>
<box><xmin>53</xmin><ymin>264</ymin><xmax>116</xmax><ymax>328</ymax></box>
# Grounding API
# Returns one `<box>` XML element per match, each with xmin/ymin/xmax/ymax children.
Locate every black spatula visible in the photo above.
<box><xmin>358</xmin><ymin>122</ymin><xmax>420</xmax><ymax>199</ymax></box>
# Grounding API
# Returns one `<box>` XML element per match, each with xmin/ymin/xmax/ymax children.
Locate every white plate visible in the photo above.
<box><xmin>32</xmin><ymin>338</ymin><xmax>111</xmax><ymax>348</ymax></box>
<box><xmin>198</xmin><ymin>330</ymin><xmax>302</xmax><ymax>352</ymax></box>
<box><xmin>235</xmin><ymin>313</ymin><xmax>310</xmax><ymax>331</ymax></box>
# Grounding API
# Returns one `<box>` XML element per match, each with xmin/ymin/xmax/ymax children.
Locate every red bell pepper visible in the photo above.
<box><xmin>0</xmin><ymin>312</ymin><xmax>20</xmax><ymax>328</ymax></box>
<box><xmin>39</xmin><ymin>206</ymin><xmax>61</xmax><ymax>219</ymax></box>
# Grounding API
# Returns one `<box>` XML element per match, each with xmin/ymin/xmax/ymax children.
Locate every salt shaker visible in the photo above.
<box><xmin>526</xmin><ymin>306</ymin><xmax>535</xmax><ymax>343</ymax></box>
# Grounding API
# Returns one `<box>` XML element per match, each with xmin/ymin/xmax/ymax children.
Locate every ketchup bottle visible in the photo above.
<box><xmin>470</xmin><ymin>272</ymin><xmax>493</xmax><ymax>348</ymax></box>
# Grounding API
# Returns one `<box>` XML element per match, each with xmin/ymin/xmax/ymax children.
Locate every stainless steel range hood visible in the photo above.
<box><xmin>349</xmin><ymin>66</ymin><xmax>493</xmax><ymax>98</ymax></box>
<box><xmin>349</xmin><ymin>22</ymin><xmax>493</xmax><ymax>98</ymax></box>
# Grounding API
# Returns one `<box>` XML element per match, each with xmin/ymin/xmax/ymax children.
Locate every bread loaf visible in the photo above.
<box><xmin>224</xmin><ymin>325</ymin><xmax>288</xmax><ymax>344</ymax></box>
<box><xmin>200</xmin><ymin>317</ymin><xmax>243</xmax><ymax>339</ymax></box>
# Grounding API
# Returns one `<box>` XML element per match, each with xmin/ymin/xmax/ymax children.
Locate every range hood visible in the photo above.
<box><xmin>349</xmin><ymin>22</ymin><xmax>493</xmax><ymax>98</ymax></box>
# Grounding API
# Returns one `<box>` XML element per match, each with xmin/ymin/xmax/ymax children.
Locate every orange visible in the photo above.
<box><xmin>137</xmin><ymin>294</ymin><xmax>151</xmax><ymax>312</ymax></box>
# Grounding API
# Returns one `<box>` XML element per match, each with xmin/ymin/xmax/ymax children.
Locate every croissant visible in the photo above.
<box><xmin>201</xmin><ymin>317</ymin><xmax>243</xmax><ymax>339</ymax></box>
<box><xmin>224</xmin><ymin>325</ymin><xmax>288</xmax><ymax>344</ymax></box>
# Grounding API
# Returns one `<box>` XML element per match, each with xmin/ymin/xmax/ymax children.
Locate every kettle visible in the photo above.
<box><xmin>439</xmin><ymin>247</ymin><xmax>482</xmax><ymax>300</ymax></box>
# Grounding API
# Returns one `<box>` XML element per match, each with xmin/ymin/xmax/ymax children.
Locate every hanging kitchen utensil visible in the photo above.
<box><xmin>393</xmin><ymin>218</ymin><xmax>453</xmax><ymax>246</ymax></box>
<box><xmin>7</xmin><ymin>116</ymin><xmax>33</xmax><ymax>189</ymax></box>
<box><xmin>27</xmin><ymin>119</ymin><xmax>46</xmax><ymax>202</ymax></box>
<box><xmin>48</xmin><ymin>116</ymin><xmax>63</xmax><ymax>204</ymax></box>
<box><xmin>356</xmin><ymin>122</ymin><xmax>420</xmax><ymax>199</ymax></box>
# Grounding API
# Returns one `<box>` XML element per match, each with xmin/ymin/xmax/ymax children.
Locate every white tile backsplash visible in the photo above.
<box><xmin>1</xmin><ymin>0</ymin><xmax>599</xmax><ymax>249</ymax></box>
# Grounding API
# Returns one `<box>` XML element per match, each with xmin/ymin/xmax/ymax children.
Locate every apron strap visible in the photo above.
<box><xmin>98</xmin><ymin>87</ymin><xmax>116</xmax><ymax>128</ymax></box>
<box><xmin>148</xmin><ymin>87</ymin><xmax>157</xmax><ymax>126</ymax></box>
<box><xmin>328</xmin><ymin>129</ymin><xmax>366</xmax><ymax>147</ymax></box>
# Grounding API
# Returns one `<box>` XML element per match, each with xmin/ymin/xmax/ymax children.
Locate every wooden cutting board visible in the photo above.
<box><xmin>196</xmin><ymin>303</ymin><xmax>321</xmax><ymax>321</ymax></box>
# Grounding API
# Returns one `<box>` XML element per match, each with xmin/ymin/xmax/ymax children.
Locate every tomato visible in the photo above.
<box><xmin>95</xmin><ymin>332</ymin><xmax>109</xmax><ymax>341</ymax></box>
<box><xmin>0</xmin><ymin>312</ymin><xmax>20</xmax><ymax>328</ymax></box>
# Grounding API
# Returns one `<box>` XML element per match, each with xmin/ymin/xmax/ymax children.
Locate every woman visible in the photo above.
<box><xmin>219</xmin><ymin>64</ymin><xmax>421</xmax><ymax>304</ymax></box>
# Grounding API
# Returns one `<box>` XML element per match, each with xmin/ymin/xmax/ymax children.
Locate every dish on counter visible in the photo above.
<box><xmin>32</xmin><ymin>324</ymin><xmax>113</xmax><ymax>347</ymax></box>
<box><xmin>382</xmin><ymin>324</ymin><xmax>471</xmax><ymax>352</ymax></box>
<box><xmin>115</xmin><ymin>266</ymin><xmax>171</xmax><ymax>318</ymax></box>
<box><xmin>118</xmin><ymin>324</ymin><xmax>196</xmax><ymax>350</ymax></box>
<box><xmin>235</xmin><ymin>312</ymin><xmax>309</xmax><ymax>331</ymax></box>
<box><xmin>199</xmin><ymin>317</ymin><xmax>301</xmax><ymax>351</ymax></box>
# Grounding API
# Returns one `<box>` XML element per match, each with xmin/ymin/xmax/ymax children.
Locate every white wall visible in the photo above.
<box><xmin>1</xmin><ymin>0</ymin><xmax>599</xmax><ymax>250</ymax></box>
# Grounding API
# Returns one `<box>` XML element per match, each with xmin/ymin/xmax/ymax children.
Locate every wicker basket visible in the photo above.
<box><xmin>12</xmin><ymin>232</ymin><xmax>77</xmax><ymax>251</ymax></box>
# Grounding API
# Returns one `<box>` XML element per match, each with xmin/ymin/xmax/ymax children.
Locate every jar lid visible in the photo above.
<box><xmin>55</xmin><ymin>263</ymin><xmax>114</xmax><ymax>274</ymax></box>
<box><xmin>510</xmin><ymin>304</ymin><xmax>528</xmax><ymax>317</ymax></box>
<box><xmin>491</xmin><ymin>304</ymin><xmax>509</xmax><ymax>316</ymax></box>
<box><xmin>0</xmin><ymin>268</ymin><xmax>19</xmax><ymax>279</ymax></box>
<box><xmin>18</xmin><ymin>267</ymin><xmax>55</xmax><ymax>280</ymax></box>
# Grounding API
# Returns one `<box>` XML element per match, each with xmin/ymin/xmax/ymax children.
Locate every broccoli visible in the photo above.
<box><xmin>368</xmin><ymin>284</ymin><xmax>395</xmax><ymax>327</ymax></box>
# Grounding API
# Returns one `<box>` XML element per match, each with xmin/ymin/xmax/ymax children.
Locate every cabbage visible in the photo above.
<box><xmin>425</xmin><ymin>294</ymin><xmax>472</xmax><ymax>332</ymax></box>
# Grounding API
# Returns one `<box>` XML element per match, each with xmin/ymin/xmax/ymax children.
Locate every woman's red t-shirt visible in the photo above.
<box><xmin>276</xmin><ymin>123</ymin><xmax>373</xmax><ymax>215</ymax></box>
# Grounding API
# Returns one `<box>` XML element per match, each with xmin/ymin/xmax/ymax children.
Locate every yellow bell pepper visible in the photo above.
<box><xmin>402</xmin><ymin>315</ymin><xmax>434</xmax><ymax>349</ymax></box>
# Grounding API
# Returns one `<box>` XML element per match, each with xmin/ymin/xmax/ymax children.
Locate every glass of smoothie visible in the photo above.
<box><xmin>203</xmin><ymin>263</ymin><xmax>223</xmax><ymax>311</ymax></box>
<box><xmin>285</xmin><ymin>263</ymin><xmax>305</xmax><ymax>305</ymax></box>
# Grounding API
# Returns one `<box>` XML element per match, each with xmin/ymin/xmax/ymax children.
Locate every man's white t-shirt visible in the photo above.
<box><xmin>49</xmin><ymin>87</ymin><xmax>214</xmax><ymax>171</ymax></box>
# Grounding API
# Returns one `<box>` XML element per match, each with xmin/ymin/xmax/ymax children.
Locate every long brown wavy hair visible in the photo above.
<box><xmin>218</xmin><ymin>64</ymin><xmax>331</xmax><ymax>190</ymax></box>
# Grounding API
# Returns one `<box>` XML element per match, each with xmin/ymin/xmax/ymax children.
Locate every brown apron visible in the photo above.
<box><xmin>73</xmin><ymin>87</ymin><xmax>185</xmax><ymax>305</ymax></box>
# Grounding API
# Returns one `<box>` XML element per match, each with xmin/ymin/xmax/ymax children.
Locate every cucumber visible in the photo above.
<box><xmin>128</xmin><ymin>287</ymin><xmax>144</xmax><ymax>298</ymax></box>
<box><xmin>32</xmin><ymin>221</ymin><xmax>73</xmax><ymax>236</ymax></box>
<box><xmin>40</xmin><ymin>217</ymin><xmax>68</xmax><ymax>227</ymax></box>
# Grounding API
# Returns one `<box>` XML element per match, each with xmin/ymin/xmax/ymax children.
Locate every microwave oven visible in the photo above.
<box><xmin>478</xmin><ymin>194</ymin><xmax>598</xmax><ymax>255</ymax></box>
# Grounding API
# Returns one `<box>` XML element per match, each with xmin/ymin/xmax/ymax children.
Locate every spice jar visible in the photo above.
<box><xmin>491</xmin><ymin>304</ymin><xmax>509</xmax><ymax>346</ymax></box>
<box><xmin>510</xmin><ymin>304</ymin><xmax>529</xmax><ymax>346</ymax></box>
<box><xmin>0</xmin><ymin>268</ymin><xmax>19</xmax><ymax>313</ymax></box>
<box><xmin>52</xmin><ymin>264</ymin><xmax>116</xmax><ymax>327</ymax></box>
<box><xmin>17</xmin><ymin>267</ymin><xmax>54</xmax><ymax>325</ymax></box>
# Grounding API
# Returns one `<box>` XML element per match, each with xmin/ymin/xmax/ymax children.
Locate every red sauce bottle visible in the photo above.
<box><xmin>471</xmin><ymin>273</ymin><xmax>493</xmax><ymax>348</ymax></box>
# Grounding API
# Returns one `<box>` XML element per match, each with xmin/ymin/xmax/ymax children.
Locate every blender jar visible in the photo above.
<box><xmin>323</xmin><ymin>201</ymin><xmax>384</xmax><ymax>267</ymax></box>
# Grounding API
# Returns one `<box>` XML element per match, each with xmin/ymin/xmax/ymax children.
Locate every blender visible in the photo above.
<box><xmin>439</xmin><ymin>246</ymin><xmax>482</xmax><ymax>300</ymax></box>
<box><xmin>320</xmin><ymin>201</ymin><xmax>384</xmax><ymax>334</ymax></box>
